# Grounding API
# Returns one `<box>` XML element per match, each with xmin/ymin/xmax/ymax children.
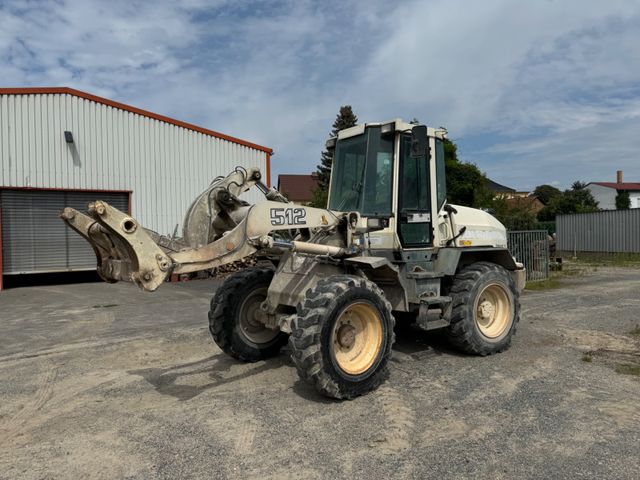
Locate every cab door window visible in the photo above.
<box><xmin>397</xmin><ymin>134</ymin><xmax>432</xmax><ymax>247</ymax></box>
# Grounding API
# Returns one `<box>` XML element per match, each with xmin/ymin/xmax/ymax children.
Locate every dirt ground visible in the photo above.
<box><xmin>1</xmin><ymin>266</ymin><xmax>639</xmax><ymax>479</ymax></box>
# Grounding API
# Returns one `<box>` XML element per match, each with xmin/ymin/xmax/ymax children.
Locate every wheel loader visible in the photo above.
<box><xmin>61</xmin><ymin>119</ymin><xmax>526</xmax><ymax>399</ymax></box>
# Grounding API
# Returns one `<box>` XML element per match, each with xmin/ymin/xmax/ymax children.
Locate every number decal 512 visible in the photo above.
<box><xmin>270</xmin><ymin>207</ymin><xmax>306</xmax><ymax>226</ymax></box>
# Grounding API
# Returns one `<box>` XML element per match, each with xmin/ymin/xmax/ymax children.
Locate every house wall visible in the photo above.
<box><xmin>586</xmin><ymin>184</ymin><xmax>616</xmax><ymax>210</ymax></box>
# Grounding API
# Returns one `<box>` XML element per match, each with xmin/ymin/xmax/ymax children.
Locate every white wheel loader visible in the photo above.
<box><xmin>61</xmin><ymin>119</ymin><xmax>526</xmax><ymax>399</ymax></box>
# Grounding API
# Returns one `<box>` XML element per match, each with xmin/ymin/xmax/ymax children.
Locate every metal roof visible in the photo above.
<box><xmin>485</xmin><ymin>178</ymin><xmax>516</xmax><ymax>193</ymax></box>
<box><xmin>0</xmin><ymin>87</ymin><xmax>272</xmax><ymax>154</ymax></box>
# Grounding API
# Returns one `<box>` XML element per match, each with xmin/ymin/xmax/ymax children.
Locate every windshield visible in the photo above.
<box><xmin>328</xmin><ymin>126</ymin><xmax>394</xmax><ymax>216</ymax></box>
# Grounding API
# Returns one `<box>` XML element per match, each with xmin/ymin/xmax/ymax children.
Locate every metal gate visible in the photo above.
<box><xmin>1</xmin><ymin>189</ymin><xmax>129</xmax><ymax>275</ymax></box>
<box><xmin>507</xmin><ymin>230</ymin><xmax>549</xmax><ymax>281</ymax></box>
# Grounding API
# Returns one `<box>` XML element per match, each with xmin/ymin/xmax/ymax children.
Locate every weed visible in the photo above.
<box><xmin>581</xmin><ymin>353</ymin><xmax>593</xmax><ymax>363</ymax></box>
<box><xmin>630</xmin><ymin>325</ymin><xmax>640</xmax><ymax>336</ymax></box>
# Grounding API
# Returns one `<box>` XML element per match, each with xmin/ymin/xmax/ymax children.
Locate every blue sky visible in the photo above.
<box><xmin>1</xmin><ymin>0</ymin><xmax>639</xmax><ymax>190</ymax></box>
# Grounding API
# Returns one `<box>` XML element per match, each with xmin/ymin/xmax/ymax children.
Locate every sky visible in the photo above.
<box><xmin>1</xmin><ymin>0</ymin><xmax>639</xmax><ymax>190</ymax></box>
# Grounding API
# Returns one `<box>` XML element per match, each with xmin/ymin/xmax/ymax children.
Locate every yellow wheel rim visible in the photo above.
<box><xmin>331</xmin><ymin>302</ymin><xmax>383</xmax><ymax>375</ymax></box>
<box><xmin>474</xmin><ymin>282</ymin><xmax>512</xmax><ymax>339</ymax></box>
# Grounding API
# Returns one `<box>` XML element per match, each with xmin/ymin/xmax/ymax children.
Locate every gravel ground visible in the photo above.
<box><xmin>0</xmin><ymin>266</ymin><xmax>639</xmax><ymax>479</ymax></box>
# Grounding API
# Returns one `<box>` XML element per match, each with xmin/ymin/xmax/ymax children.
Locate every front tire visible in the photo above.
<box><xmin>289</xmin><ymin>275</ymin><xmax>395</xmax><ymax>399</ymax></box>
<box><xmin>208</xmin><ymin>268</ymin><xmax>288</xmax><ymax>362</ymax></box>
<box><xmin>445</xmin><ymin>262</ymin><xmax>520</xmax><ymax>355</ymax></box>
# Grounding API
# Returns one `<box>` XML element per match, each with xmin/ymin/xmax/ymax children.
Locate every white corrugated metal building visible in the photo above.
<box><xmin>0</xmin><ymin>87</ymin><xmax>272</xmax><ymax>290</ymax></box>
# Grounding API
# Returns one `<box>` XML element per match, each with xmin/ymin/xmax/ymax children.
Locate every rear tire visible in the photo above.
<box><xmin>208</xmin><ymin>268</ymin><xmax>288</xmax><ymax>362</ymax></box>
<box><xmin>445</xmin><ymin>262</ymin><xmax>520</xmax><ymax>355</ymax></box>
<box><xmin>289</xmin><ymin>275</ymin><xmax>395</xmax><ymax>399</ymax></box>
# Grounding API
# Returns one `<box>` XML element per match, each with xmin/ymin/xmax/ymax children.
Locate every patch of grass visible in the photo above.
<box><xmin>524</xmin><ymin>261</ymin><xmax>604</xmax><ymax>291</ymax></box>
<box><xmin>558</xmin><ymin>251</ymin><xmax>640</xmax><ymax>268</ymax></box>
<box><xmin>614</xmin><ymin>363</ymin><xmax>640</xmax><ymax>376</ymax></box>
<box><xmin>525</xmin><ymin>276</ymin><xmax>561</xmax><ymax>291</ymax></box>
<box><xmin>630</xmin><ymin>325</ymin><xmax>640</xmax><ymax>336</ymax></box>
<box><xmin>581</xmin><ymin>353</ymin><xmax>593</xmax><ymax>363</ymax></box>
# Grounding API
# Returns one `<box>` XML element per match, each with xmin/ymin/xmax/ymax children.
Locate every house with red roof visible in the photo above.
<box><xmin>277</xmin><ymin>173</ymin><xmax>320</xmax><ymax>205</ymax></box>
<box><xmin>586</xmin><ymin>171</ymin><xmax>640</xmax><ymax>209</ymax></box>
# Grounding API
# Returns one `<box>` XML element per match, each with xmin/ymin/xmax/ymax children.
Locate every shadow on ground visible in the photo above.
<box><xmin>130</xmin><ymin>355</ymin><xmax>286</xmax><ymax>401</ymax></box>
<box><xmin>130</xmin><ymin>323</ymin><xmax>455</xmax><ymax>402</ymax></box>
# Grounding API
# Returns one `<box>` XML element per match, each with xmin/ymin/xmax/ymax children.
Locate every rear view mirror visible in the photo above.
<box><xmin>410</xmin><ymin>125</ymin><xmax>428</xmax><ymax>158</ymax></box>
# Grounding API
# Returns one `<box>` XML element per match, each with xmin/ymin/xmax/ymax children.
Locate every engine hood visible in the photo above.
<box><xmin>447</xmin><ymin>204</ymin><xmax>507</xmax><ymax>248</ymax></box>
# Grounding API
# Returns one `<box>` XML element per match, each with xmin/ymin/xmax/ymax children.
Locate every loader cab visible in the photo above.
<box><xmin>327</xmin><ymin>120</ymin><xmax>447</xmax><ymax>250</ymax></box>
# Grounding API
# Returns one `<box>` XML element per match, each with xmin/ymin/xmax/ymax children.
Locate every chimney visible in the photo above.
<box><xmin>616</xmin><ymin>170</ymin><xmax>623</xmax><ymax>184</ymax></box>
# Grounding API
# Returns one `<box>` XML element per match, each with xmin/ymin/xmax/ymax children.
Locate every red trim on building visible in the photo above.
<box><xmin>0</xmin><ymin>87</ymin><xmax>273</xmax><ymax>155</ymax></box>
<box><xmin>0</xmin><ymin>186</ymin><xmax>133</xmax><ymax>291</ymax></box>
<box><xmin>266</xmin><ymin>152</ymin><xmax>271</xmax><ymax>187</ymax></box>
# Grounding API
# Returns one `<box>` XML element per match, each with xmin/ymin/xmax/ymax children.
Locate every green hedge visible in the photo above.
<box><xmin>534</xmin><ymin>221</ymin><xmax>556</xmax><ymax>235</ymax></box>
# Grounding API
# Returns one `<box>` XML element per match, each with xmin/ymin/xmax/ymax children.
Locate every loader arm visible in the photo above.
<box><xmin>170</xmin><ymin>202</ymin><xmax>341</xmax><ymax>273</ymax></box>
<box><xmin>61</xmin><ymin>168</ymin><xmax>342</xmax><ymax>292</ymax></box>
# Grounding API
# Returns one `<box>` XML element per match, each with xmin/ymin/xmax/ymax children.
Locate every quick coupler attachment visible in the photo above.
<box><xmin>60</xmin><ymin>201</ymin><xmax>173</xmax><ymax>292</ymax></box>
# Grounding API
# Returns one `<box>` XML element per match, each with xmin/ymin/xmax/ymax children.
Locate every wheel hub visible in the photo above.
<box><xmin>337</xmin><ymin>324</ymin><xmax>356</xmax><ymax>348</ymax></box>
<box><xmin>477</xmin><ymin>300</ymin><xmax>495</xmax><ymax>320</ymax></box>
<box><xmin>238</xmin><ymin>288</ymin><xmax>279</xmax><ymax>344</ymax></box>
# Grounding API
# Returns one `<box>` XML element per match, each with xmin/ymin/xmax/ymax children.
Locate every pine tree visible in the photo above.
<box><xmin>316</xmin><ymin>106</ymin><xmax>358</xmax><ymax>193</ymax></box>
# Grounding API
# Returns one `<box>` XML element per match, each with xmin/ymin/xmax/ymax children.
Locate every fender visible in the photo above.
<box><xmin>434</xmin><ymin>247</ymin><xmax>518</xmax><ymax>275</ymax></box>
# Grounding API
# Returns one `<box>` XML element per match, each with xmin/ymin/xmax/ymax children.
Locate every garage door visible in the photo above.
<box><xmin>1</xmin><ymin>190</ymin><xmax>129</xmax><ymax>275</ymax></box>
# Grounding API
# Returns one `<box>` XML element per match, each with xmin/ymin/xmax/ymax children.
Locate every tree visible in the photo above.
<box><xmin>566</xmin><ymin>181</ymin><xmax>599</xmax><ymax>213</ymax></box>
<box><xmin>313</xmin><ymin>106</ymin><xmax>358</xmax><ymax>207</ymax></box>
<box><xmin>443</xmin><ymin>138</ymin><xmax>493</xmax><ymax>208</ymax></box>
<box><xmin>533</xmin><ymin>184</ymin><xmax>562</xmax><ymax>205</ymax></box>
<box><xmin>310</xmin><ymin>187</ymin><xmax>328</xmax><ymax>209</ymax></box>
<box><xmin>615</xmin><ymin>190</ymin><xmax>630</xmax><ymax>210</ymax></box>
<box><xmin>491</xmin><ymin>196</ymin><xmax>538</xmax><ymax>231</ymax></box>
<box><xmin>537</xmin><ymin>181</ymin><xmax>599</xmax><ymax>220</ymax></box>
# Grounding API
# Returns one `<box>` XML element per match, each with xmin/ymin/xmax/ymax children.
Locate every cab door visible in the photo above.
<box><xmin>396</xmin><ymin>133</ymin><xmax>433</xmax><ymax>248</ymax></box>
